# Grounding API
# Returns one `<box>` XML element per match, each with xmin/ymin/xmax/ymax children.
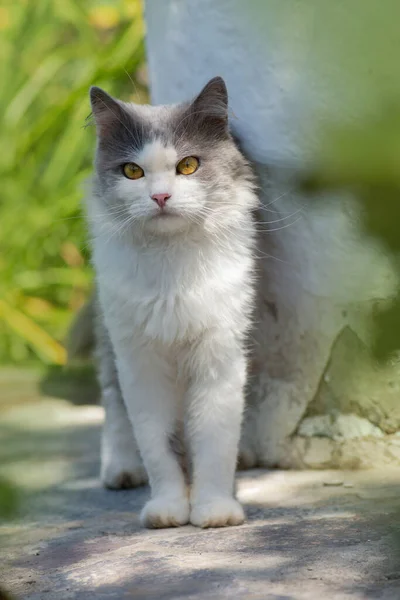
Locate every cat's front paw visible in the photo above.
<box><xmin>101</xmin><ymin>459</ymin><xmax>148</xmax><ymax>490</ymax></box>
<box><xmin>141</xmin><ymin>496</ymin><xmax>190</xmax><ymax>528</ymax></box>
<box><xmin>190</xmin><ymin>497</ymin><xmax>245</xmax><ymax>528</ymax></box>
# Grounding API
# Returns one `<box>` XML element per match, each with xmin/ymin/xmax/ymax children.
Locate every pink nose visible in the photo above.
<box><xmin>151</xmin><ymin>193</ymin><xmax>171</xmax><ymax>208</ymax></box>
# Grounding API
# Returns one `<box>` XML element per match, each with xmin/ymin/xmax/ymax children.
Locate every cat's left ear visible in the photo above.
<box><xmin>89</xmin><ymin>86</ymin><xmax>128</xmax><ymax>136</ymax></box>
<box><xmin>189</xmin><ymin>76</ymin><xmax>228</xmax><ymax>133</ymax></box>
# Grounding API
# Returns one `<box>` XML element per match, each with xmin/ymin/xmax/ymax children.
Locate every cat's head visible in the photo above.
<box><xmin>89</xmin><ymin>77</ymin><xmax>256</xmax><ymax>237</ymax></box>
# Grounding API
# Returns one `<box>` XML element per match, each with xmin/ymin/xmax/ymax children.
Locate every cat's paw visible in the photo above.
<box><xmin>190</xmin><ymin>497</ymin><xmax>245</xmax><ymax>528</ymax></box>
<box><xmin>101</xmin><ymin>459</ymin><xmax>148</xmax><ymax>490</ymax></box>
<box><xmin>140</xmin><ymin>496</ymin><xmax>190</xmax><ymax>528</ymax></box>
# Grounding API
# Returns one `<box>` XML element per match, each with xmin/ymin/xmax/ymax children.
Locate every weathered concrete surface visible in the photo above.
<box><xmin>1</xmin><ymin>369</ymin><xmax>400</xmax><ymax>600</ymax></box>
<box><xmin>306</xmin><ymin>326</ymin><xmax>400</xmax><ymax>434</ymax></box>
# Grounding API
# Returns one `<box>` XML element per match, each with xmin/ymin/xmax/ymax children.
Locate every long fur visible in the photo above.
<box><xmin>86</xmin><ymin>77</ymin><xmax>258</xmax><ymax>528</ymax></box>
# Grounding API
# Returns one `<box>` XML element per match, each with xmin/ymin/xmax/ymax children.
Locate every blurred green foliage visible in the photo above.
<box><xmin>300</xmin><ymin>110</ymin><xmax>400</xmax><ymax>362</ymax></box>
<box><xmin>0</xmin><ymin>0</ymin><xmax>147</xmax><ymax>365</ymax></box>
<box><xmin>295</xmin><ymin>1</ymin><xmax>400</xmax><ymax>361</ymax></box>
<box><xmin>247</xmin><ymin>0</ymin><xmax>400</xmax><ymax>362</ymax></box>
<box><xmin>0</xmin><ymin>477</ymin><xmax>19</xmax><ymax>520</ymax></box>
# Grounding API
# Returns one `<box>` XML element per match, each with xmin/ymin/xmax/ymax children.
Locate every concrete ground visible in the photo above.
<box><xmin>1</xmin><ymin>369</ymin><xmax>400</xmax><ymax>600</ymax></box>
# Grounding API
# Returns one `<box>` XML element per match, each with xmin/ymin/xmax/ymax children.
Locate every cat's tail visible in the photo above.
<box><xmin>66</xmin><ymin>291</ymin><xmax>96</xmax><ymax>361</ymax></box>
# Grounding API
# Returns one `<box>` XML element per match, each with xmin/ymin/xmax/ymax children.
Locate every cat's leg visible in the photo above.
<box><xmin>112</xmin><ymin>340</ymin><xmax>189</xmax><ymax>528</ymax></box>
<box><xmin>96</xmin><ymin>317</ymin><xmax>147</xmax><ymax>489</ymax></box>
<box><xmin>101</xmin><ymin>379</ymin><xmax>148</xmax><ymax>489</ymax></box>
<box><xmin>184</xmin><ymin>332</ymin><xmax>246</xmax><ymax>528</ymax></box>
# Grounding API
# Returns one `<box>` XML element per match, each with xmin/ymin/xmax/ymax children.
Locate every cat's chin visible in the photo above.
<box><xmin>144</xmin><ymin>213</ymin><xmax>191</xmax><ymax>235</ymax></box>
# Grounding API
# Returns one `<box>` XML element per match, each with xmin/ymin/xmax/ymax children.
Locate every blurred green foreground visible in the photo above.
<box><xmin>0</xmin><ymin>0</ymin><xmax>146</xmax><ymax>366</ymax></box>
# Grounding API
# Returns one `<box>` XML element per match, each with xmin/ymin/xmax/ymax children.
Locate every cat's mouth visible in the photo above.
<box><xmin>151</xmin><ymin>210</ymin><xmax>179</xmax><ymax>219</ymax></box>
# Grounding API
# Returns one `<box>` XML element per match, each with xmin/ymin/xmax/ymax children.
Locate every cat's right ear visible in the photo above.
<box><xmin>89</xmin><ymin>86</ymin><xmax>125</xmax><ymax>136</ymax></box>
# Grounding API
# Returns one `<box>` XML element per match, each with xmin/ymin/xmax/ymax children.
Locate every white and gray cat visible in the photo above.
<box><xmin>87</xmin><ymin>77</ymin><xmax>258</xmax><ymax>528</ymax></box>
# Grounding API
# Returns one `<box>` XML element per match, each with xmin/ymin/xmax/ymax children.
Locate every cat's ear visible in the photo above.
<box><xmin>189</xmin><ymin>77</ymin><xmax>228</xmax><ymax>133</ymax></box>
<box><xmin>89</xmin><ymin>86</ymin><xmax>127</xmax><ymax>136</ymax></box>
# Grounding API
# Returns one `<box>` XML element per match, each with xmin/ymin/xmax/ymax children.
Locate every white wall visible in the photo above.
<box><xmin>144</xmin><ymin>0</ymin><xmax>400</xmax><ymax>467</ymax></box>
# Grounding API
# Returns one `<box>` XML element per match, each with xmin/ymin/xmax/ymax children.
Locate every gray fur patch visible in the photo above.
<box><xmin>90</xmin><ymin>86</ymin><xmax>152</xmax><ymax>168</ymax></box>
<box><xmin>171</xmin><ymin>76</ymin><xmax>229</xmax><ymax>147</ymax></box>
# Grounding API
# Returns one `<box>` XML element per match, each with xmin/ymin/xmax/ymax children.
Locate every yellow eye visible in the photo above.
<box><xmin>122</xmin><ymin>162</ymin><xmax>144</xmax><ymax>180</ymax></box>
<box><xmin>176</xmin><ymin>156</ymin><xmax>199</xmax><ymax>175</ymax></box>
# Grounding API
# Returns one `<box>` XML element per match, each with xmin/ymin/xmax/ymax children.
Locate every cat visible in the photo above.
<box><xmin>87</xmin><ymin>76</ymin><xmax>258</xmax><ymax>528</ymax></box>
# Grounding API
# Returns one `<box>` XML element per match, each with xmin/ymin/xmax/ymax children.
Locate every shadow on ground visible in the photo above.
<box><xmin>39</xmin><ymin>364</ymin><xmax>99</xmax><ymax>406</ymax></box>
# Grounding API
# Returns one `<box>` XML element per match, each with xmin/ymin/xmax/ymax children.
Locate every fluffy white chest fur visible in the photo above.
<box><xmin>93</xmin><ymin>224</ymin><xmax>254</xmax><ymax>347</ymax></box>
